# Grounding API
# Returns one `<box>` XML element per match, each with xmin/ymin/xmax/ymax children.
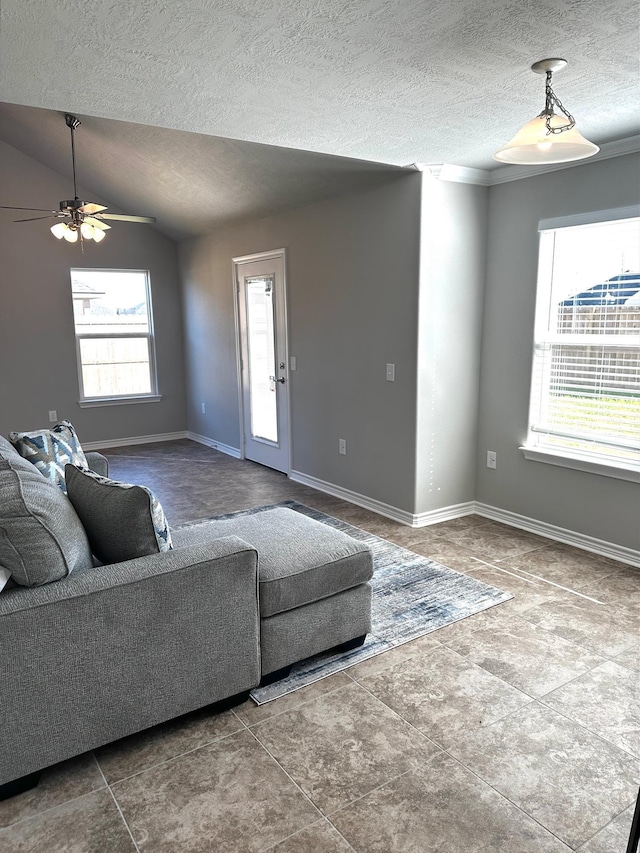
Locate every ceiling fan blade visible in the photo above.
<box><xmin>0</xmin><ymin>205</ymin><xmax>58</xmax><ymax>212</ymax></box>
<box><xmin>78</xmin><ymin>202</ymin><xmax>108</xmax><ymax>214</ymax></box>
<box><xmin>98</xmin><ymin>213</ymin><xmax>156</xmax><ymax>224</ymax></box>
<box><xmin>13</xmin><ymin>215</ymin><xmax>58</xmax><ymax>223</ymax></box>
<box><xmin>84</xmin><ymin>217</ymin><xmax>111</xmax><ymax>230</ymax></box>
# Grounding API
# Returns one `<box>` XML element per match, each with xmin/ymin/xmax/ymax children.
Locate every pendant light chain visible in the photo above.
<box><xmin>543</xmin><ymin>70</ymin><xmax>575</xmax><ymax>134</ymax></box>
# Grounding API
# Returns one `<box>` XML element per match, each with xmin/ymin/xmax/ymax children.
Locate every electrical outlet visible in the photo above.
<box><xmin>339</xmin><ymin>439</ymin><xmax>347</xmax><ymax>455</ymax></box>
<box><xmin>386</xmin><ymin>363</ymin><xmax>395</xmax><ymax>382</ymax></box>
<box><xmin>48</xmin><ymin>410</ymin><xmax>58</xmax><ymax>423</ymax></box>
<box><xmin>201</xmin><ymin>402</ymin><xmax>206</xmax><ymax>414</ymax></box>
<box><xmin>487</xmin><ymin>450</ymin><xmax>497</xmax><ymax>469</ymax></box>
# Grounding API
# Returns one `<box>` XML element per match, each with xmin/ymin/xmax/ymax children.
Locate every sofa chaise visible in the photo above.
<box><xmin>0</xmin><ymin>435</ymin><xmax>372</xmax><ymax>798</ymax></box>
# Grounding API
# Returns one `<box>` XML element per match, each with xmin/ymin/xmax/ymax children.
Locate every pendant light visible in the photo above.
<box><xmin>494</xmin><ymin>59</ymin><xmax>599</xmax><ymax>165</ymax></box>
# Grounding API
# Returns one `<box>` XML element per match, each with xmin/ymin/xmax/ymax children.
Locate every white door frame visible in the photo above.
<box><xmin>233</xmin><ymin>248</ymin><xmax>292</xmax><ymax>474</ymax></box>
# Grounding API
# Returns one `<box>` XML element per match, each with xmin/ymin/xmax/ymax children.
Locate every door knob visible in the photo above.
<box><xmin>269</xmin><ymin>375</ymin><xmax>286</xmax><ymax>384</ymax></box>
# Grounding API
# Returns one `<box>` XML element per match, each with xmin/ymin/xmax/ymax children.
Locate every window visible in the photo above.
<box><xmin>71</xmin><ymin>269</ymin><xmax>159</xmax><ymax>405</ymax></box>
<box><xmin>524</xmin><ymin>209</ymin><xmax>640</xmax><ymax>478</ymax></box>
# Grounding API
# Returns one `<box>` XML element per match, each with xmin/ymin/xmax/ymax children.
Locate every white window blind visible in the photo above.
<box><xmin>527</xmin><ymin>213</ymin><xmax>640</xmax><ymax>468</ymax></box>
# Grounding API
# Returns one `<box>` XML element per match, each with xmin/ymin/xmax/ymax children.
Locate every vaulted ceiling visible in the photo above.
<box><xmin>0</xmin><ymin>0</ymin><xmax>638</xmax><ymax>238</ymax></box>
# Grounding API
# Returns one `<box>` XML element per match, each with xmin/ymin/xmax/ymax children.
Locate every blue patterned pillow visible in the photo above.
<box><xmin>65</xmin><ymin>465</ymin><xmax>172</xmax><ymax>564</ymax></box>
<box><xmin>9</xmin><ymin>420</ymin><xmax>88</xmax><ymax>494</ymax></box>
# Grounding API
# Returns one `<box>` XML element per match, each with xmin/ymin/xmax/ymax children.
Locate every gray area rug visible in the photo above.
<box><xmin>214</xmin><ymin>501</ymin><xmax>512</xmax><ymax>704</ymax></box>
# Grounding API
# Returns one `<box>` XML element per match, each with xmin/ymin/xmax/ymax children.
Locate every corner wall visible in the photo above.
<box><xmin>415</xmin><ymin>174</ymin><xmax>488</xmax><ymax>515</ymax></box>
<box><xmin>477</xmin><ymin>153</ymin><xmax>640</xmax><ymax>550</ymax></box>
<box><xmin>0</xmin><ymin>140</ymin><xmax>187</xmax><ymax>444</ymax></box>
<box><xmin>179</xmin><ymin>174</ymin><xmax>422</xmax><ymax>513</ymax></box>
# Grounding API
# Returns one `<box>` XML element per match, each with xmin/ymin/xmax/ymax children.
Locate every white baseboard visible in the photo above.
<box><xmin>413</xmin><ymin>502</ymin><xmax>478</xmax><ymax>527</ymax></box>
<box><xmin>290</xmin><ymin>470</ymin><xmax>639</xmax><ymax>568</ymax></box>
<box><xmin>187</xmin><ymin>432</ymin><xmax>242</xmax><ymax>459</ymax></box>
<box><xmin>83</xmin><ymin>431</ymin><xmax>188</xmax><ymax>451</ymax></box>
<box><xmin>475</xmin><ymin>502</ymin><xmax>640</xmax><ymax>569</ymax></box>
<box><xmin>290</xmin><ymin>470</ymin><xmax>416</xmax><ymax>525</ymax></box>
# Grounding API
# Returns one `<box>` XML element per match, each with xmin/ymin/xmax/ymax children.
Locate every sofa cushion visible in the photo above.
<box><xmin>0</xmin><ymin>440</ymin><xmax>94</xmax><ymax>587</ymax></box>
<box><xmin>65</xmin><ymin>465</ymin><xmax>172</xmax><ymax>564</ymax></box>
<box><xmin>172</xmin><ymin>507</ymin><xmax>373</xmax><ymax>617</ymax></box>
<box><xmin>9</xmin><ymin>420</ymin><xmax>88</xmax><ymax>494</ymax></box>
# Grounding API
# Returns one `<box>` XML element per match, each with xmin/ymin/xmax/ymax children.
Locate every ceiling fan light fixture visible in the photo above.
<box><xmin>63</xmin><ymin>225</ymin><xmax>78</xmax><ymax>242</ymax></box>
<box><xmin>493</xmin><ymin>58</ymin><xmax>599</xmax><ymax>165</ymax></box>
<box><xmin>50</xmin><ymin>221</ymin><xmax>68</xmax><ymax>239</ymax></box>
<box><xmin>92</xmin><ymin>227</ymin><xmax>106</xmax><ymax>243</ymax></box>
<box><xmin>80</xmin><ymin>221</ymin><xmax>96</xmax><ymax>240</ymax></box>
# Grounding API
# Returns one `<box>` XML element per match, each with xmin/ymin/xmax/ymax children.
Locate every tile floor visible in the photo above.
<box><xmin>2</xmin><ymin>440</ymin><xmax>638</xmax><ymax>852</ymax></box>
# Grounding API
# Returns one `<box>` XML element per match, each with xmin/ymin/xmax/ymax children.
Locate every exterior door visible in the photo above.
<box><xmin>235</xmin><ymin>250</ymin><xmax>290</xmax><ymax>473</ymax></box>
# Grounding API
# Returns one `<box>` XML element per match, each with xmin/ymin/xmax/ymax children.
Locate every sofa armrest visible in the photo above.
<box><xmin>85</xmin><ymin>450</ymin><xmax>108</xmax><ymax>477</ymax></box>
<box><xmin>0</xmin><ymin>537</ymin><xmax>260</xmax><ymax>784</ymax></box>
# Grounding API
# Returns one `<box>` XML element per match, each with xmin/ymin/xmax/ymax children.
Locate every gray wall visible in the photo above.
<box><xmin>477</xmin><ymin>153</ymin><xmax>640</xmax><ymax>550</ymax></box>
<box><xmin>415</xmin><ymin>174</ymin><xmax>488</xmax><ymax>515</ymax></box>
<box><xmin>0</xmin><ymin>140</ymin><xmax>187</xmax><ymax>444</ymax></box>
<box><xmin>179</xmin><ymin>174</ymin><xmax>422</xmax><ymax>512</ymax></box>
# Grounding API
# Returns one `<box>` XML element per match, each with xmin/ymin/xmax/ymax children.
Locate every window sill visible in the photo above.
<box><xmin>520</xmin><ymin>445</ymin><xmax>640</xmax><ymax>483</ymax></box>
<box><xmin>78</xmin><ymin>395</ymin><xmax>162</xmax><ymax>408</ymax></box>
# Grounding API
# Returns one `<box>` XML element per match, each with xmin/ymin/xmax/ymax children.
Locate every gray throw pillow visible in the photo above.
<box><xmin>65</xmin><ymin>465</ymin><xmax>172</xmax><ymax>565</ymax></box>
<box><xmin>9</xmin><ymin>420</ymin><xmax>88</xmax><ymax>494</ymax></box>
<box><xmin>0</xmin><ymin>444</ymin><xmax>94</xmax><ymax>587</ymax></box>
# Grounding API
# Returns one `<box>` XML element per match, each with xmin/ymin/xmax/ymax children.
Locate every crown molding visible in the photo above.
<box><xmin>420</xmin><ymin>163</ymin><xmax>491</xmax><ymax>186</ymax></box>
<box><xmin>410</xmin><ymin>135</ymin><xmax>640</xmax><ymax>188</ymax></box>
<box><xmin>487</xmin><ymin>134</ymin><xmax>640</xmax><ymax>185</ymax></box>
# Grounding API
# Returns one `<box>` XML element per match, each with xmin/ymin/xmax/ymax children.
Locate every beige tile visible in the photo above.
<box><xmin>408</xmin><ymin>537</ymin><xmax>483</xmax><ymax>571</ymax></box>
<box><xmin>0</xmin><ymin>789</ymin><xmax>135</xmax><ymax>853</ymax></box>
<box><xmin>446</xmin><ymin>609</ymin><xmax>605</xmax><ymax>697</ymax></box>
<box><xmin>614</xmin><ymin>642</ymin><xmax>640</xmax><ymax>671</ymax></box>
<box><xmin>518</xmin><ymin>594</ymin><xmax>639</xmax><ymax>657</ymax></box>
<box><xmin>506</xmin><ymin>543</ymin><xmax>626</xmax><ymax>589</ymax></box>
<box><xmin>543</xmin><ymin>660</ymin><xmax>640</xmax><ymax>757</ymax></box>
<box><xmin>348</xmin><ymin>633</ymin><xmax>441</xmax><ymax>680</ymax></box>
<box><xmin>0</xmin><ymin>753</ymin><xmax>104</xmax><ymax>829</ymax></box>
<box><xmin>234</xmin><ymin>671</ymin><xmax>354</xmax><ymax>726</ymax></box>
<box><xmin>96</xmin><ymin>705</ymin><xmax>242</xmax><ymax>783</ymax></box>
<box><xmin>465</xmin><ymin>564</ymin><xmax>572</xmax><ymax>614</ymax></box>
<box><xmin>579</xmin><ymin>567</ymin><xmax>640</xmax><ymax>614</ymax></box>
<box><xmin>112</xmin><ymin>729</ymin><xmax>320</xmax><ymax>852</ymax></box>
<box><xmin>360</xmin><ymin>645</ymin><xmax>530</xmax><ymax>748</ymax></box>
<box><xmin>440</xmin><ymin>521</ymin><xmax>548</xmax><ymax>560</ymax></box>
<box><xmin>576</xmin><ymin>803</ymin><xmax>636</xmax><ymax>852</ymax></box>
<box><xmin>448</xmin><ymin>702</ymin><xmax>639</xmax><ymax>849</ymax></box>
<box><xmin>430</xmin><ymin>602</ymin><xmax>509</xmax><ymax>645</ymax></box>
<box><xmin>427</xmin><ymin>514</ymin><xmax>489</xmax><ymax>534</ymax></box>
<box><xmin>265</xmin><ymin>820</ymin><xmax>352</xmax><ymax>852</ymax></box>
<box><xmin>331</xmin><ymin>751</ymin><xmax>571</xmax><ymax>853</ymax></box>
<box><xmin>252</xmin><ymin>682</ymin><xmax>440</xmax><ymax>814</ymax></box>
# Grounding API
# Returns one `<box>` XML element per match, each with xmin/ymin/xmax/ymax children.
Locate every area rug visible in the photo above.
<box><xmin>214</xmin><ymin>501</ymin><xmax>512</xmax><ymax>704</ymax></box>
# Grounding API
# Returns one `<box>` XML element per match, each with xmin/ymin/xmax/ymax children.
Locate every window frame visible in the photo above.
<box><xmin>71</xmin><ymin>268</ymin><xmax>161</xmax><ymax>407</ymax></box>
<box><xmin>521</xmin><ymin>206</ymin><xmax>640</xmax><ymax>483</ymax></box>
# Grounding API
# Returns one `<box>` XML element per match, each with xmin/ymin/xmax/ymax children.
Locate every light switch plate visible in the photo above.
<box><xmin>386</xmin><ymin>363</ymin><xmax>395</xmax><ymax>381</ymax></box>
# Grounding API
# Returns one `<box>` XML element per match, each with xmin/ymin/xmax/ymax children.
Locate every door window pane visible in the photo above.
<box><xmin>245</xmin><ymin>276</ymin><xmax>278</xmax><ymax>443</ymax></box>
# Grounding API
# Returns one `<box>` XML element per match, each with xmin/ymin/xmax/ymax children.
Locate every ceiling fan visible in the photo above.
<box><xmin>0</xmin><ymin>113</ymin><xmax>156</xmax><ymax>247</ymax></box>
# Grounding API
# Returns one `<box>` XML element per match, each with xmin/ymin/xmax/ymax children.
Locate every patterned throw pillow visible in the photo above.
<box><xmin>65</xmin><ymin>464</ymin><xmax>172</xmax><ymax>565</ymax></box>
<box><xmin>9</xmin><ymin>420</ymin><xmax>88</xmax><ymax>494</ymax></box>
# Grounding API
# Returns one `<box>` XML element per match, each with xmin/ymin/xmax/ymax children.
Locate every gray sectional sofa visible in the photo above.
<box><xmin>0</xmin><ymin>436</ymin><xmax>372</xmax><ymax>797</ymax></box>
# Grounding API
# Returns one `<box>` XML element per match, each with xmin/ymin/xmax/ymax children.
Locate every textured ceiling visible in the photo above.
<box><xmin>0</xmin><ymin>1</ymin><xmax>638</xmax><ymax>239</ymax></box>
<box><xmin>0</xmin><ymin>102</ymin><xmax>405</xmax><ymax>240</ymax></box>
<box><xmin>1</xmin><ymin>0</ymin><xmax>638</xmax><ymax>170</ymax></box>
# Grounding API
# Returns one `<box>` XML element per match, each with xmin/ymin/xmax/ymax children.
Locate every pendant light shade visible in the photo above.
<box><xmin>494</xmin><ymin>59</ymin><xmax>599</xmax><ymax>165</ymax></box>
